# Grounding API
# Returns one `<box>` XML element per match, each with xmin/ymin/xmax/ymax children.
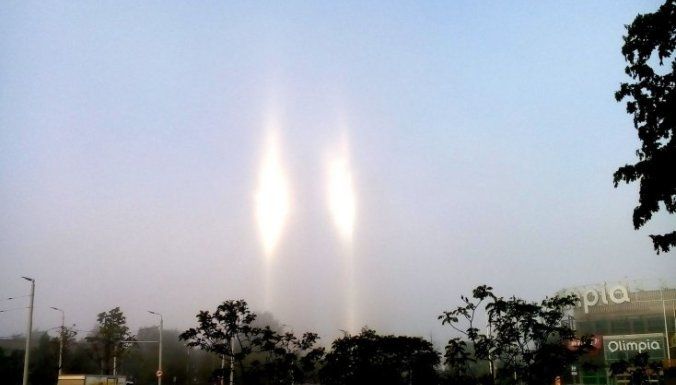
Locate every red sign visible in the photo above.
<box><xmin>566</xmin><ymin>337</ymin><xmax>602</xmax><ymax>352</ymax></box>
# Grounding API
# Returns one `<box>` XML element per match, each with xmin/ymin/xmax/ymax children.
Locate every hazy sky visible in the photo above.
<box><xmin>1</xmin><ymin>1</ymin><xmax>675</xmax><ymax>344</ymax></box>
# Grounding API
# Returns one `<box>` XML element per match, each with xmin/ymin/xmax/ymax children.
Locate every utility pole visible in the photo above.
<box><xmin>22</xmin><ymin>276</ymin><xmax>35</xmax><ymax>385</ymax></box>
<box><xmin>149</xmin><ymin>311</ymin><xmax>163</xmax><ymax>385</ymax></box>
<box><xmin>661</xmin><ymin>289</ymin><xmax>671</xmax><ymax>362</ymax></box>
<box><xmin>50</xmin><ymin>307</ymin><xmax>65</xmax><ymax>376</ymax></box>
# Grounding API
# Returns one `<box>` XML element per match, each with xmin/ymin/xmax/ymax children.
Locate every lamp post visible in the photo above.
<box><xmin>148</xmin><ymin>311</ymin><xmax>163</xmax><ymax>385</ymax></box>
<box><xmin>660</xmin><ymin>289</ymin><xmax>672</xmax><ymax>362</ymax></box>
<box><xmin>50</xmin><ymin>307</ymin><xmax>65</xmax><ymax>376</ymax></box>
<box><xmin>635</xmin><ymin>291</ymin><xmax>675</xmax><ymax>363</ymax></box>
<box><xmin>21</xmin><ymin>276</ymin><xmax>35</xmax><ymax>385</ymax></box>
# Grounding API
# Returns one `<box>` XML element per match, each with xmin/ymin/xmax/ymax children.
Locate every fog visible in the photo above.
<box><xmin>1</xmin><ymin>1</ymin><xmax>675</xmax><ymax>344</ymax></box>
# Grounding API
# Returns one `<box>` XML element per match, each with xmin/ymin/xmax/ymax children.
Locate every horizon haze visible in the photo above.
<box><xmin>1</xmin><ymin>1</ymin><xmax>675</xmax><ymax>344</ymax></box>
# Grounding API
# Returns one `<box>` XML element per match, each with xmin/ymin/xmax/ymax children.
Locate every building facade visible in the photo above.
<box><xmin>561</xmin><ymin>281</ymin><xmax>675</xmax><ymax>384</ymax></box>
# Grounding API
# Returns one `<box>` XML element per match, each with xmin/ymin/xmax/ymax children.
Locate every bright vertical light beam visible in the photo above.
<box><xmin>255</xmin><ymin>132</ymin><xmax>290</xmax><ymax>258</ymax></box>
<box><xmin>327</xmin><ymin>139</ymin><xmax>358</xmax><ymax>333</ymax></box>
<box><xmin>328</xmin><ymin>156</ymin><xmax>356</xmax><ymax>243</ymax></box>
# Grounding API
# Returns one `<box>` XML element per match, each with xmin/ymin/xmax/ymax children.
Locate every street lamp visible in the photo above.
<box><xmin>148</xmin><ymin>311</ymin><xmax>163</xmax><ymax>385</ymax></box>
<box><xmin>21</xmin><ymin>276</ymin><xmax>35</xmax><ymax>385</ymax></box>
<box><xmin>50</xmin><ymin>307</ymin><xmax>65</xmax><ymax>376</ymax></box>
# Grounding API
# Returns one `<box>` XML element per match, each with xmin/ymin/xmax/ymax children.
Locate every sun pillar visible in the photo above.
<box><xmin>255</xmin><ymin>127</ymin><xmax>290</xmax><ymax>309</ymax></box>
<box><xmin>327</xmin><ymin>137</ymin><xmax>357</xmax><ymax>333</ymax></box>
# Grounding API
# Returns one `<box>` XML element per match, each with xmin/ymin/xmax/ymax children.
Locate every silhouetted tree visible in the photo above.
<box><xmin>439</xmin><ymin>285</ymin><xmax>594</xmax><ymax>385</ymax></box>
<box><xmin>610</xmin><ymin>352</ymin><xmax>663</xmax><ymax>385</ymax></box>
<box><xmin>319</xmin><ymin>328</ymin><xmax>440</xmax><ymax>385</ymax></box>
<box><xmin>251</xmin><ymin>327</ymin><xmax>324</xmax><ymax>385</ymax></box>
<box><xmin>0</xmin><ymin>329</ymin><xmax>83</xmax><ymax>384</ymax></box>
<box><xmin>0</xmin><ymin>346</ymin><xmax>23</xmax><ymax>385</ymax></box>
<box><xmin>56</xmin><ymin>325</ymin><xmax>78</xmax><ymax>374</ymax></box>
<box><xmin>67</xmin><ymin>340</ymin><xmax>98</xmax><ymax>374</ymax></box>
<box><xmin>180</xmin><ymin>300</ymin><xmax>258</xmax><ymax>385</ymax></box>
<box><xmin>86</xmin><ymin>307</ymin><xmax>134</xmax><ymax>374</ymax></box>
<box><xmin>614</xmin><ymin>0</ymin><xmax>676</xmax><ymax>253</ymax></box>
<box><xmin>439</xmin><ymin>285</ymin><xmax>496</xmax><ymax>383</ymax></box>
<box><xmin>30</xmin><ymin>332</ymin><xmax>58</xmax><ymax>385</ymax></box>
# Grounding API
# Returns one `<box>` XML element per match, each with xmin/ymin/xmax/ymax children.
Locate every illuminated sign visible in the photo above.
<box><xmin>575</xmin><ymin>284</ymin><xmax>630</xmax><ymax>313</ymax></box>
<box><xmin>603</xmin><ymin>333</ymin><xmax>665</xmax><ymax>362</ymax></box>
<box><xmin>566</xmin><ymin>336</ymin><xmax>602</xmax><ymax>351</ymax></box>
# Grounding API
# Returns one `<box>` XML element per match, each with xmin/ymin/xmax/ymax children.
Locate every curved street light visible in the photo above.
<box><xmin>148</xmin><ymin>311</ymin><xmax>163</xmax><ymax>385</ymax></box>
<box><xmin>21</xmin><ymin>277</ymin><xmax>35</xmax><ymax>385</ymax></box>
<box><xmin>50</xmin><ymin>307</ymin><xmax>65</xmax><ymax>376</ymax></box>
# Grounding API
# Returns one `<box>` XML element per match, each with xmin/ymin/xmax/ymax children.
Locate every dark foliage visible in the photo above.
<box><xmin>319</xmin><ymin>328</ymin><xmax>440</xmax><ymax>385</ymax></box>
<box><xmin>609</xmin><ymin>352</ymin><xmax>664</xmax><ymax>385</ymax></box>
<box><xmin>614</xmin><ymin>0</ymin><xmax>676</xmax><ymax>253</ymax></box>
<box><xmin>30</xmin><ymin>333</ymin><xmax>58</xmax><ymax>385</ymax></box>
<box><xmin>249</xmin><ymin>327</ymin><xmax>324</xmax><ymax>385</ymax></box>
<box><xmin>0</xmin><ymin>346</ymin><xmax>24</xmax><ymax>385</ymax></box>
<box><xmin>85</xmin><ymin>307</ymin><xmax>135</xmax><ymax>374</ymax></box>
<box><xmin>179</xmin><ymin>300</ymin><xmax>259</xmax><ymax>383</ymax></box>
<box><xmin>439</xmin><ymin>286</ymin><xmax>595</xmax><ymax>385</ymax></box>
